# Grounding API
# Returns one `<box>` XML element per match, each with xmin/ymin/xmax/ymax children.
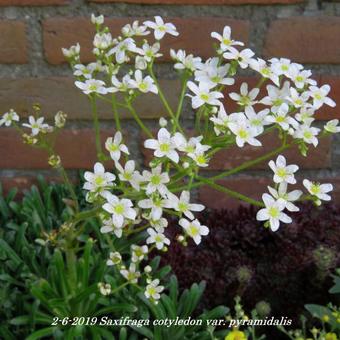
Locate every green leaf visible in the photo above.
<box><xmin>26</xmin><ymin>327</ymin><xmax>56</xmax><ymax>340</ymax></box>
<box><xmin>94</xmin><ymin>303</ymin><xmax>138</xmax><ymax>316</ymax></box>
<box><xmin>329</xmin><ymin>274</ymin><xmax>340</xmax><ymax>294</ymax></box>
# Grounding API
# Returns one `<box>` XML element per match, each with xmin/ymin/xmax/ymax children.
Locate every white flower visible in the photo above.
<box><xmin>75</xmin><ymin>79</ymin><xmax>112</xmax><ymax>95</ymax></box>
<box><xmin>100</xmin><ymin>218</ymin><xmax>124</xmax><ymax>238</ymax></box>
<box><xmin>244</xmin><ymin>107</ymin><xmax>270</xmax><ymax>134</ymax></box>
<box><xmin>144</xmin><ymin>128</ymin><xmax>180</xmax><ymax>163</ymax></box>
<box><xmin>0</xmin><ymin>109</ymin><xmax>19</xmax><ymax>127</ymax></box>
<box><xmin>187</xmin><ymin>81</ymin><xmax>223</xmax><ymax>109</ymax></box>
<box><xmin>129</xmin><ymin>70</ymin><xmax>158</xmax><ymax>94</ymax></box>
<box><xmin>223</xmin><ymin>47</ymin><xmax>255</xmax><ymax>69</ymax></box>
<box><xmin>146</xmin><ymin>228</ymin><xmax>170</xmax><ymax>250</ymax></box>
<box><xmin>269</xmin><ymin>58</ymin><xmax>297</xmax><ymax>77</ymax></box>
<box><xmin>295</xmin><ymin>107</ymin><xmax>315</xmax><ymax>125</ymax></box>
<box><xmin>111</xmin><ymin>74</ymin><xmax>133</xmax><ymax>92</ymax></box>
<box><xmin>120</xmin><ymin>263</ymin><xmax>140</xmax><ymax>283</ymax></box>
<box><xmin>93</xmin><ymin>32</ymin><xmax>113</xmax><ymax>50</ymax></box>
<box><xmin>135</xmin><ymin>56</ymin><xmax>148</xmax><ymax>70</ymax></box>
<box><xmin>308</xmin><ymin>85</ymin><xmax>336</xmax><ymax>110</ymax></box>
<box><xmin>139</xmin><ymin>42</ymin><xmax>162</xmax><ymax>62</ymax></box>
<box><xmin>267</xmin><ymin>182</ymin><xmax>302</xmax><ymax>212</ymax></box>
<box><xmin>144</xmin><ymin>16</ymin><xmax>178</xmax><ymax>40</ymax></box>
<box><xmin>106</xmin><ymin>251</ymin><xmax>122</xmax><ymax>266</ymax></box>
<box><xmin>73</xmin><ymin>63</ymin><xmax>96</xmax><ymax>79</ymax></box>
<box><xmin>145</xmin><ymin>279</ymin><xmax>164</xmax><ymax>302</ymax></box>
<box><xmin>260</xmin><ymin>81</ymin><xmax>290</xmax><ymax>112</ymax></box>
<box><xmin>166</xmin><ymin>191</ymin><xmax>205</xmax><ymax>220</ymax></box>
<box><xmin>91</xmin><ymin>14</ymin><xmax>104</xmax><ymax>25</ymax></box>
<box><xmin>229</xmin><ymin>119</ymin><xmax>262</xmax><ymax>148</ymax></box>
<box><xmin>256</xmin><ymin>194</ymin><xmax>292</xmax><ymax>231</ymax></box>
<box><xmin>250</xmin><ymin>58</ymin><xmax>279</xmax><ymax>86</ymax></box>
<box><xmin>268</xmin><ymin>155</ymin><xmax>299</xmax><ymax>185</ymax></box>
<box><xmin>62</xmin><ymin>43</ymin><xmax>80</xmax><ymax>59</ymax></box>
<box><xmin>186</xmin><ymin>143</ymin><xmax>211</xmax><ymax>167</ymax></box>
<box><xmin>105</xmin><ymin>132</ymin><xmax>129</xmax><ymax>161</ymax></box>
<box><xmin>22</xmin><ymin>116</ymin><xmax>51</xmax><ymax>136</ymax></box>
<box><xmin>142</xmin><ymin>165</ymin><xmax>170</xmax><ymax>196</ymax></box>
<box><xmin>179</xmin><ymin>218</ymin><xmax>209</xmax><ymax>245</ymax></box>
<box><xmin>210</xmin><ymin>106</ymin><xmax>237</xmax><ymax>136</ymax></box>
<box><xmin>211</xmin><ymin>26</ymin><xmax>244</xmax><ymax>52</ymax></box>
<box><xmin>131</xmin><ymin>244</ymin><xmax>148</xmax><ymax>263</ymax></box>
<box><xmin>108</xmin><ymin>38</ymin><xmax>139</xmax><ymax>64</ymax></box>
<box><xmin>138</xmin><ymin>196</ymin><xmax>172</xmax><ymax>220</ymax></box>
<box><xmin>265</xmin><ymin>103</ymin><xmax>297</xmax><ymax>131</ymax></box>
<box><xmin>150</xmin><ymin>217</ymin><xmax>168</xmax><ymax>232</ymax></box>
<box><xmin>98</xmin><ymin>282</ymin><xmax>111</xmax><ymax>296</ymax></box>
<box><xmin>102</xmin><ymin>193</ymin><xmax>136</xmax><ymax>228</ymax></box>
<box><xmin>122</xmin><ymin>20</ymin><xmax>149</xmax><ymax>37</ymax></box>
<box><xmin>83</xmin><ymin>162</ymin><xmax>116</xmax><ymax>197</ymax></box>
<box><xmin>303</xmin><ymin>179</ymin><xmax>333</xmax><ymax>202</ymax></box>
<box><xmin>229</xmin><ymin>82</ymin><xmax>259</xmax><ymax>108</ymax></box>
<box><xmin>287</xmin><ymin>87</ymin><xmax>310</xmax><ymax>109</ymax></box>
<box><xmin>170</xmin><ymin>49</ymin><xmax>201</xmax><ymax>72</ymax></box>
<box><xmin>293</xmin><ymin>124</ymin><xmax>320</xmax><ymax>147</ymax></box>
<box><xmin>325</xmin><ymin>119</ymin><xmax>340</xmax><ymax>133</ymax></box>
<box><xmin>194</xmin><ymin>57</ymin><xmax>234</xmax><ymax>88</ymax></box>
<box><xmin>289</xmin><ymin>68</ymin><xmax>316</xmax><ymax>89</ymax></box>
<box><xmin>115</xmin><ymin>160</ymin><xmax>143</xmax><ymax>191</ymax></box>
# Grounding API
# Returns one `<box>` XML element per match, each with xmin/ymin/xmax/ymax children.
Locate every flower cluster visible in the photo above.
<box><xmin>3</xmin><ymin>14</ymin><xmax>338</xmax><ymax>304</ymax></box>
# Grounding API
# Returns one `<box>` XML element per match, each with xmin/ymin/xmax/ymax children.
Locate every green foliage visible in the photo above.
<box><xmin>0</xmin><ymin>179</ymin><xmax>228</xmax><ymax>339</ymax></box>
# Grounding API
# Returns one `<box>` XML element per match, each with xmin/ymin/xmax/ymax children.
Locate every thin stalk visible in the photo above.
<box><xmin>111</xmin><ymin>94</ymin><xmax>121</xmax><ymax>132</ymax></box>
<box><xmin>125</xmin><ymin>100</ymin><xmax>154</xmax><ymax>139</ymax></box>
<box><xmin>173</xmin><ymin>74</ymin><xmax>189</xmax><ymax>133</ymax></box>
<box><xmin>148</xmin><ymin>64</ymin><xmax>184</xmax><ymax>133</ymax></box>
<box><xmin>196</xmin><ymin>175</ymin><xmax>264</xmax><ymax>207</ymax></box>
<box><xmin>90</xmin><ymin>96</ymin><xmax>103</xmax><ymax>159</ymax></box>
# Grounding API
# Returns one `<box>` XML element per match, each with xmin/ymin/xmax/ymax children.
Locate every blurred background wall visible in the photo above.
<box><xmin>0</xmin><ymin>0</ymin><xmax>340</xmax><ymax>209</ymax></box>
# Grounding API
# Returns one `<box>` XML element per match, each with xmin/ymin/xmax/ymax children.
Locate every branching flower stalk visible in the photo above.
<box><xmin>2</xmin><ymin>13</ymin><xmax>339</xmax><ymax>305</ymax></box>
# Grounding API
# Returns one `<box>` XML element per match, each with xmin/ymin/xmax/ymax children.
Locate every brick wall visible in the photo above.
<box><xmin>0</xmin><ymin>0</ymin><xmax>340</xmax><ymax>209</ymax></box>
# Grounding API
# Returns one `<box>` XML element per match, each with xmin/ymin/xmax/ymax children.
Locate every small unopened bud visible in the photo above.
<box><xmin>144</xmin><ymin>265</ymin><xmax>152</xmax><ymax>273</ymax></box>
<box><xmin>236</xmin><ymin>266</ymin><xmax>252</xmax><ymax>284</ymax></box>
<box><xmin>48</xmin><ymin>155</ymin><xmax>61</xmax><ymax>168</ymax></box>
<box><xmin>54</xmin><ymin>111</ymin><xmax>67</xmax><ymax>128</ymax></box>
<box><xmin>182</xmin><ymin>162</ymin><xmax>190</xmax><ymax>169</ymax></box>
<box><xmin>255</xmin><ymin>301</ymin><xmax>271</xmax><ymax>317</ymax></box>
<box><xmin>159</xmin><ymin>117</ymin><xmax>168</xmax><ymax>127</ymax></box>
<box><xmin>22</xmin><ymin>133</ymin><xmax>38</xmax><ymax>145</ymax></box>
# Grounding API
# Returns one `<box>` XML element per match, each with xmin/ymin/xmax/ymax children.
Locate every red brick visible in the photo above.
<box><xmin>43</xmin><ymin>17</ymin><xmax>249</xmax><ymax>64</ymax></box>
<box><xmin>0</xmin><ymin>21</ymin><xmax>27</xmax><ymax>64</ymax></box>
<box><xmin>0</xmin><ymin>0</ymin><xmax>67</xmax><ymax>5</ymax></box>
<box><xmin>199</xmin><ymin>176</ymin><xmax>340</xmax><ymax>210</ymax></box>
<box><xmin>0</xmin><ymin>128</ymin><xmax>117</xmax><ymax>169</ymax></box>
<box><xmin>0</xmin><ymin>77</ymin><xmax>180</xmax><ymax>120</ymax></box>
<box><xmin>264</xmin><ymin>17</ymin><xmax>340</xmax><ymax>64</ymax></box>
<box><xmin>89</xmin><ymin>0</ymin><xmax>303</xmax><ymax>3</ymax></box>
<box><xmin>142</xmin><ymin>129</ymin><xmax>331</xmax><ymax>171</ymax></box>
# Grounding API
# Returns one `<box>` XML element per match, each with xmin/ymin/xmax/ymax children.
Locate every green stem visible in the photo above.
<box><xmin>196</xmin><ymin>175</ymin><xmax>264</xmax><ymax>207</ymax></box>
<box><xmin>72</xmin><ymin>206</ymin><xmax>102</xmax><ymax>224</ymax></box>
<box><xmin>111</xmin><ymin>94</ymin><xmax>121</xmax><ymax>132</ymax></box>
<box><xmin>125</xmin><ymin>99</ymin><xmax>154</xmax><ymax>139</ymax></box>
<box><xmin>173</xmin><ymin>75</ymin><xmax>189</xmax><ymax>133</ymax></box>
<box><xmin>59</xmin><ymin>166</ymin><xmax>79</xmax><ymax>212</ymax></box>
<box><xmin>90</xmin><ymin>96</ymin><xmax>103</xmax><ymax>159</ymax></box>
<box><xmin>148</xmin><ymin>63</ymin><xmax>184</xmax><ymax>134</ymax></box>
<box><xmin>211</xmin><ymin>143</ymin><xmax>291</xmax><ymax>181</ymax></box>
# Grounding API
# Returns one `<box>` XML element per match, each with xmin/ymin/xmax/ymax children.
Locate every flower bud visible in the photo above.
<box><xmin>255</xmin><ymin>301</ymin><xmax>271</xmax><ymax>317</ymax></box>
<box><xmin>48</xmin><ymin>155</ymin><xmax>61</xmax><ymax>169</ymax></box>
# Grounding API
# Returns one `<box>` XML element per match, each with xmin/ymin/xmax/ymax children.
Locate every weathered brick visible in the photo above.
<box><xmin>0</xmin><ymin>0</ymin><xmax>68</xmax><ymax>5</ymax></box>
<box><xmin>0</xmin><ymin>77</ymin><xmax>180</xmax><ymax>120</ymax></box>
<box><xmin>264</xmin><ymin>17</ymin><xmax>340</xmax><ymax>64</ymax></box>
<box><xmin>43</xmin><ymin>17</ymin><xmax>249</xmax><ymax>64</ymax></box>
<box><xmin>0</xmin><ymin>128</ymin><xmax>115</xmax><ymax>169</ymax></box>
<box><xmin>89</xmin><ymin>0</ymin><xmax>303</xmax><ymax>3</ymax></box>
<box><xmin>0</xmin><ymin>21</ymin><xmax>27</xmax><ymax>64</ymax></box>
